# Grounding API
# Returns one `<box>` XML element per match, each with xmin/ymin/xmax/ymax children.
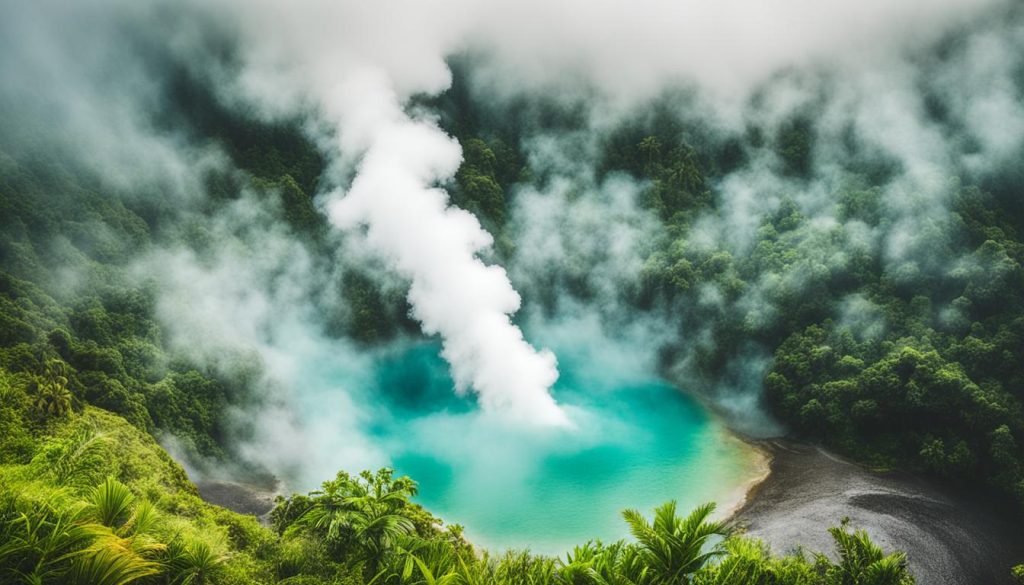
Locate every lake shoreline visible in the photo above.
<box><xmin>727</xmin><ymin>438</ymin><xmax>1024</xmax><ymax>585</ymax></box>
<box><xmin>186</xmin><ymin>414</ymin><xmax>1022</xmax><ymax>584</ymax></box>
<box><xmin>717</xmin><ymin>433</ymin><xmax>773</xmax><ymax>521</ymax></box>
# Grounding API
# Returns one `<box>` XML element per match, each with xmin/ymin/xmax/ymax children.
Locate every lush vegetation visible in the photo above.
<box><xmin>1</xmin><ymin>26</ymin><xmax>1023</xmax><ymax>583</ymax></box>
<box><xmin>269</xmin><ymin>474</ymin><xmax>919</xmax><ymax>585</ymax></box>
<box><xmin>1</xmin><ymin>363</ymin><xmax>917</xmax><ymax>584</ymax></box>
<box><xmin>0</xmin><ymin>76</ymin><xmax>324</xmax><ymax>463</ymax></box>
<box><xmin>1</xmin><ymin>33</ymin><xmax>1021</xmax><ymax>514</ymax></box>
<box><xmin>0</xmin><ymin>369</ymin><xmax>282</xmax><ymax>584</ymax></box>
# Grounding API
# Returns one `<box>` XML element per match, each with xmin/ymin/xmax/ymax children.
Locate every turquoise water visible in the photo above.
<box><xmin>314</xmin><ymin>337</ymin><xmax>763</xmax><ymax>555</ymax></box>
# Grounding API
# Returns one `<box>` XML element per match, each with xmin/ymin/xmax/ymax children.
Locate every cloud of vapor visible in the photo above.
<box><xmin>461</xmin><ymin>0</ymin><xmax>1002</xmax><ymax>107</ymax></box>
<box><xmin>4</xmin><ymin>0</ymin><xmax>1023</xmax><ymax>491</ymax></box>
<box><xmin>190</xmin><ymin>0</ymin><xmax>1021</xmax><ymax>436</ymax></box>
<box><xmin>212</xmin><ymin>3</ymin><xmax>568</xmax><ymax>425</ymax></box>
<box><xmin>133</xmin><ymin>189</ymin><xmax>392</xmax><ymax>486</ymax></box>
<box><xmin>324</xmin><ymin>74</ymin><xmax>565</xmax><ymax>426</ymax></box>
<box><xmin>205</xmin><ymin>0</ymin><xmax>1005</xmax><ymax>428</ymax></box>
<box><xmin>0</xmin><ymin>0</ymin><xmax>224</xmax><ymax>205</ymax></box>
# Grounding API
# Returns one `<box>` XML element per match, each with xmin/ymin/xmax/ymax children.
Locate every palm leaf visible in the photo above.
<box><xmin>87</xmin><ymin>478</ymin><xmax>135</xmax><ymax>529</ymax></box>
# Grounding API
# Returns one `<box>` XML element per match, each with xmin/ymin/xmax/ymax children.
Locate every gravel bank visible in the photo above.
<box><xmin>730</xmin><ymin>440</ymin><xmax>1023</xmax><ymax>585</ymax></box>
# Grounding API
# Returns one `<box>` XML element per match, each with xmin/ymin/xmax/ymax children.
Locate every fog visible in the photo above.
<box><xmin>1</xmin><ymin>0</ymin><xmax>1022</xmax><ymax>487</ymax></box>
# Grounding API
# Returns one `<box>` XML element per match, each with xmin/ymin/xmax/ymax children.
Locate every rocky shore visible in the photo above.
<box><xmin>729</xmin><ymin>440</ymin><xmax>1023</xmax><ymax>585</ymax></box>
<box><xmin>195</xmin><ymin>479</ymin><xmax>280</xmax><ymax>521</ymax></box>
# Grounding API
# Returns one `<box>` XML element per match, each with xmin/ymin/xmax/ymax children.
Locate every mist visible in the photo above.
<box><xmin>2</xmin><ymin>0</ymin><xmax>1023</xmax><ymax>498</ymax></box>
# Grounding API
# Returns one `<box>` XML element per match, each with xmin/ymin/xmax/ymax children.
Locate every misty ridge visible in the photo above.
<box><xmin>1</xmin><ymin>0</ymin><xmax>1023</xmax><ymax>518</ymax></box>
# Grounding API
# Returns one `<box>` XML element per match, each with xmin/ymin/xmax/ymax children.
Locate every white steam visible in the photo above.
<box><xmin>324</xmin><ymin>71</ymin><xmax>565</xmax><ymax>425</ymax></box>
<box><xmin>4</xmin><ymin>0</ymin><xmax>1022</xmax><ymax>482</ymax></box>
<box><xmin>211</xmin><ymin>1</ymin><xmax>568</xmax><ymax>425</ymax></box>
<box><xmin>205</xmin><ymin>0</ymin><xmax>1009</xmax><ymax>428</ymax></box>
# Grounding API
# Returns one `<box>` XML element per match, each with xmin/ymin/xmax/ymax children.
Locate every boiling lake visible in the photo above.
<box><xmin>290</xmin><ymin>332</ymin><xmax>765</xmax><ymax>555</ymax></box>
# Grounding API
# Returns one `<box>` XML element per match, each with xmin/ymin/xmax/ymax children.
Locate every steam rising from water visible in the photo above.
<box><xmin>206</xmin><ymin>0</ymin><xmax>1008</xmax><ymax>426</ymax></box>
<box><xmin>2</xmin><ymin>0</ymin><xmax>1023</xmax><ymax>498</ymax></box>
<box><xmin>323</xmin><ymin>70</ymin><xmax>564</xmax><ymax>425</ymax></box>
<box><xmin>213</xmin><ymin>1</ymin><xmax>569</xmax><ymax>424</ymax></box>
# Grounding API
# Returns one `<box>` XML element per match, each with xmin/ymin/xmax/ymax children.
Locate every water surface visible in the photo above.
<box><xmin>339</xmin><ymin>339</ymin><xmax>764</xmax><ymax>554</ymax></box>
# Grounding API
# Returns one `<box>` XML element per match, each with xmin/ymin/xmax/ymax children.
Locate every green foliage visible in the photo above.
<box><xmin>0</xmin><ymin>402</ymin><xmax>261</xmax><ymax>583</ymax></box>
<box><xmin>453</xmin><ymin>138</ymin><xmax>507</xmax><ymax>229</ymax></box>
<box><xmin>64</xmin><ymin>544</ymin><xmax>160</xmax><ymax>585</ymax></box>
<box><xmin>819</xmin><ymin>523</ymin><xmax>912</xmax><ymax>585</ymax></box>
<box><xmin>0</xmin><ymin>369</ymin><xmax>35</xmax><ymax>462</ymax></box>
<box><xmin>624</xmin><ymin>179</ymin><xmax>1024</xmax><ymax>513</ymax></box>
<box><xmin>165</xmin><ymin>537</ymin><xmax>227</xmax><ymax>585</ymax></box>
<box><xmin>282</xmin><ymin>468</ymin><xmax>422</xmax><ymax>580</ymax></box>
<box><xmin>768</xmin><ymin>314</ymin><xmax>1024</xmax><ymax>507</ymax></box>
<box><xmin>1</xmin><ymin>400</ymin><xmax>916</xmax><ymax>585</ymax></box>
<box><xmin>86</xmin><ymin>477</ymin><xmax>137</xmax><ymax>529</ymax></box>
<box><xmin>693</xmin><ymin>538</ymin><xmax>817</xmax><ymax>585</ymax></box>
<box><xmin>776</xmin><ymin>116</ymin><xmax>815</xmax><ymax>178</ymax></box>
<box><xmin>31</xmin><ymin>359</ymin><xmax>72</xmax><ymax>420</ymax></box>
<box><xmin>0</xmin><ymin>491</ymin><xmax>94</xmax><ymax>584</ymax></box>
<box><xmin>621</xmin><ymin>501</ymin><xmax>727</xmax><ymax>583</ymax></box>
<box><xmin>0</xmin><ymin>49</ymin><xmax>1017</xmax><ymax>584</ymax></box>
<box><xmin>265</xmin><ymin>488</ymin><xmax>915</xmax><ymax>585</ymax></box>
<box><xmin>339</xmin><ymin>271</ymin><xmax>415</xmax><ymax>345</ymax></box>
<box><xmin>0</xmin><ymin>79</ymin><xmax>338</xmax><ymax>466</ymax></box>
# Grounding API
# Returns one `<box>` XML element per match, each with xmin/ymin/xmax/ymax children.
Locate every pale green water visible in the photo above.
<box><xmin>324</xmin><ymin>338</ymin><xmax>765</xmax><ymax>555</ymax></box>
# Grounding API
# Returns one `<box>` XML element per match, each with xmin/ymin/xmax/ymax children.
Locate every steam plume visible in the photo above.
<box><xmin>324</xmin><ymin>70</ymin><xmax>565</xmax><ymax>425</ymax></box>
<box><xmin>209</xmin><ymin>0</ymin><xmax>569</xmax><ymax>425</ymax></box>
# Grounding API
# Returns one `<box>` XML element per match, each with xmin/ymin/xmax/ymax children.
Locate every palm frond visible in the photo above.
<box><xmin>87</xmin><ymin>477</ymin><xmax>136</xmax><ymax>529</ymax></box>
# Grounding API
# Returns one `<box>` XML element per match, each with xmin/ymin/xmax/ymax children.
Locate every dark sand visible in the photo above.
<box><xmin>195</xmin><ymin>480</ymin><xmax>279</xmax><ymax>519</ymax></box>
<box><xmin>730</xmin><ymin>440</ymin><xmax>1024</xmax><ymax>585</ymax></box>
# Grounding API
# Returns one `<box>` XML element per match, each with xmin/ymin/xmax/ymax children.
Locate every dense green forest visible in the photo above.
<box><xmin>3</xmin><ymin>1</ymin><xmax>1024</xmax><ymax>581</ymax></box>
<box><xmin>2</xmin><ymin>81</ymin><xmax>1023</xmax><ymax>580</ymax></box>
<box><xmin>0</xmin><ymin>74</ymin><xmax>933</xmax><ymax>583</ymax></box>
<box><xmin>423</xmin><ymin>74</ymin><xmax>1024</xmax><ymax>516</ymax></box>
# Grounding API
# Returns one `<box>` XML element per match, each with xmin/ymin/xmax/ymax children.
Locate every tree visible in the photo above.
<box><xmin>291</xmin><ymin>468</ymin><xmax>419</xmax><ymax>579</ymax></box>
<box><xmin>621</xmin><ymin>501</ymin><xmax>728</xmax><ymax>584</ymax></box>
<box><xmin>0</xmin><ymin>479</ymin><xmax>165</xmax><ymax>585</ymax></box>
<box><xmin>32</xmin><ymin>359</ymin><xmax>72</xmax><ymax>419</ymax></box>
<box><xmin>820</xmin><ymin>523</ymin><xmax>913</xmax><ymax>585</ymax></box>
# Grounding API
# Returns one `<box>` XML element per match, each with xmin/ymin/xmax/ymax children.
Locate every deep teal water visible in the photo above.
<box><xmin>321</xmin><ymin>338</ymin><xmax>763</xmax><ymax>555</ymax></box>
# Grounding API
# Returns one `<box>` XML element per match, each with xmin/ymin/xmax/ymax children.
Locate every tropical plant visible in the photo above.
<box><xmin>0</xmin><ymin>369</ymin><xmax>20</xmax><ymax>403</ymax></box>
<box><xmin>0</xmin><ymin>493</ymin><xmax>92</xmax><ymax>583</ymax></box>
<box><xmin>557</xmin><ymin>542</ymin><xmax>604</xmax><ymax>585</ymax></box>
<box><xmin>290</xmin><ymin>468</ymin><xmax>419</xmax><ymax>578</ymax></box>
<box><xmin>1</xmin><ymin>482</ymin><xmax>163</xmax><ymax>585</ymax></box>
<box><xmin>164</xmin><ymin>537</ymin><xmax>226</xmax><ymax>585</ymax></box>
<box><xmin>64</xmin><ymin>543</ymin><xmax>161</xmax><ymax>585</ymax></box>
<box><xmin>554</xmin><ymin>540</ymin><xmax>649</xmax><ymax>585</ymax></box>
<box><xmin>32</xmin><ymin>359</ymin><xmax>72</xmax><ymax>419</ymax></box>
<box><xmin>590</xmin><ymin>541</ymin><xmax>651</xmax><ymax>585</ymax></box>
<box><xmin>621</xmin><ymin>501</ymin><xmax>728</xmax><ymax>584</ymax></box>
<box><xmin>819</xmin><ymin>523</ymin><xmax>913</xmax><ymax>585</ymax></box>
<box><xmin>86</xmin><ymin>477</ymin><xmax>137</xmax><ymax>529</ymax></box>
<box><xmin>375</xmin><ymin>534</ymin><xmax>460</xmax><ymax>585</ymax></box>
<box><xmin>77</xmin><ymin>477</ymin><xmax>167</xmax><ymax>582</ymax></box>
<box><xmin>48</xmin><ymin>425</ymin><xmax>111</xmax><ymax>487</ymax></box>
<box><xmin>492</xmin><ymin>550</ymin><xmax>556</xmax><ymax>585</ymax></box>
<box><xmin>693</xmin><ymin>537</ymin><xmax>817</xmax><ymax>585</ymax></box>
